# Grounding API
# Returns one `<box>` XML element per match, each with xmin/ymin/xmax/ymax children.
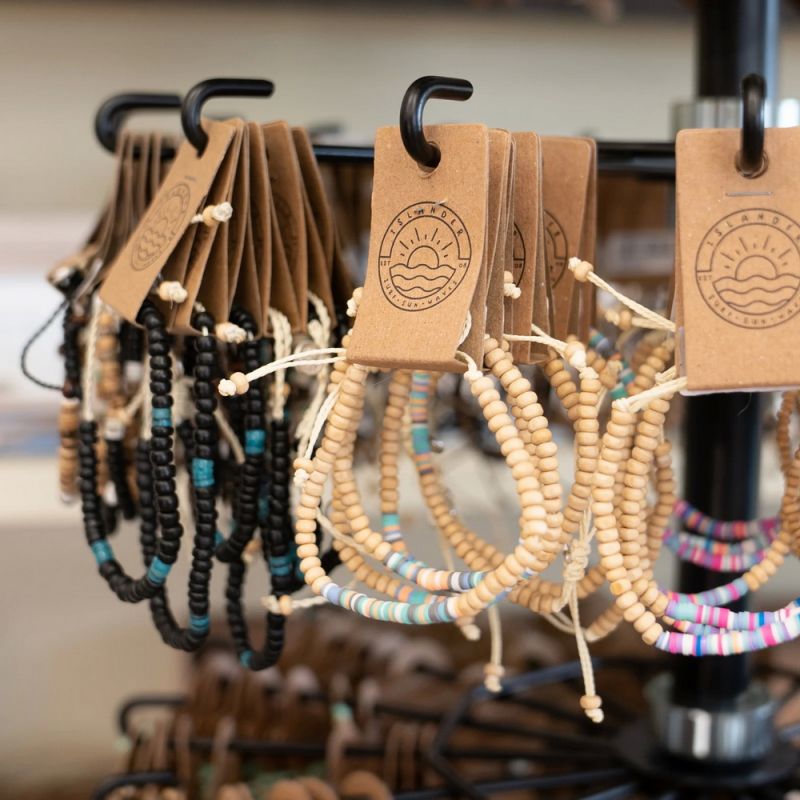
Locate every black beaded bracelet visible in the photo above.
<box><xmin>79</xmin><ymin>303</ymin><xmax>186</xmax><ymax>604</ymax></box>
<box><xmin>145</xmin><ymin>307</ymin><xmax>220</xmax><ymax>650</ymax></box>
<box><xmin>218</xmin><ymin>307</ymin><xmax>303</xmax><ymax>671</ymax></box>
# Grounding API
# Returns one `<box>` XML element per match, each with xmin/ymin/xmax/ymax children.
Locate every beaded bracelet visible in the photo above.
<box><xmin>592</xmin><ymin>387</ymin><xmax>800</xmax><ymax>652</ymax></box>
<box><xmin>58</xmin><ymin>307</ymin><xmax>84</xmax><ymax>503</ymax></box>
<box><xmin>78</xmin><ymin>300</ymin><xmax>220</xmax><ymax>652</ymax></box>
<box><xmin>291</xmin><ymin>340</ymin><xmax>560</xmax><ymax>625</ymax></box>
<box><xmin>145</xmin><ymin>307</ymin><xmax>220</xmax><ymax>650</ymax></box>
<box><xmin>220</xmin><ymin>308</ymin><xmax>307</xmax><ymax>671</ymax></box>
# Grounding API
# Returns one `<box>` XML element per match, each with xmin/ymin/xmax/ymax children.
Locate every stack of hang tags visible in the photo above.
<box><xmin>674</xmin><ymin>125</ymin><xmax>800</xmax><ymax>392</ymax></box>
<box><xmin>49</xmin><ymin>128</ymin><xmax>176</xmax><ymax>508</ymax></box>
<box><xmin>100</xmin><ymin>118</ymin><xmax>352</xmax><ymax>341</ymax></box>
<box><xmin>348</xmin><ymin>126</ymin><xmax>597</xmax><ymax>372</ymax></box>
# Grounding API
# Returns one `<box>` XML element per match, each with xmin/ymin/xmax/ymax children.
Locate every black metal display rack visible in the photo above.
<box><xmin>91</xmin><ymin>1</ymin><xmax>800</xmax><ymax>797</ymax></box>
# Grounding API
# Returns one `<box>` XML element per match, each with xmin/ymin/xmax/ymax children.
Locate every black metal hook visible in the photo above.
<box><xmin>181</xmin><ymin>78</ymin><xmax>274</xmax><ymax>154</ymax></box>
<box><xmin>399</xmin><ymin>76</ymin><xmax>474</xmax><ymax>169</ymax></box>
<box><xmin>94</xmin><ymin>93</ymin><xmax>182</xmax><ymax>154</ymax></box>
<box><xmin>739</xmin><ymin>73</ymin><xmax>767</xmax><ymax>177</ymax></box>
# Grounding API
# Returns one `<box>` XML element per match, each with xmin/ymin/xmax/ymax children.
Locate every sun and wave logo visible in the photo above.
<box><xmin>544</xmin><ymin>210</ymin><xmax>568</xmax><ymax>288</ymax></box>
<box><xmin>132</xmin><ymin>182</ymin><xmax>191</xmax><ymax>271</ymax></box>
<box><xmin>696</xmin><ymin>209</ymin><xmax>800</xmax><ymax>329</ymax></box>
<box><xmin>379</xmin><ymin>203</ymin><xmax>472</xmax><ymax>311</ymax></box>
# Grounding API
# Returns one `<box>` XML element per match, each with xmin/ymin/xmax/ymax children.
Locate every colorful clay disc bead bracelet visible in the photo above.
<box><xmin>594</xmin><ymin>390</ymin><xmax>800</xmax><ymax>653</ymax></box>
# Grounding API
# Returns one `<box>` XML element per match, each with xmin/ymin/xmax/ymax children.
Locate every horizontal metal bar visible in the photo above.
<box><xmin>313</xmin><ymin>140</ymin><xmax>676</xmax><ymax>177</ymax></box>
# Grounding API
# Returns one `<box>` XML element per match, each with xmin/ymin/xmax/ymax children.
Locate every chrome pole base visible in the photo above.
<box><xmin>647</xmin><ymin>673</ymin><xmax>776</xmax><ymax>763</ymax></box>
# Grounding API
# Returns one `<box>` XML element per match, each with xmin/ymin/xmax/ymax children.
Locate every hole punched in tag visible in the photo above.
<box><xmin>181</xmin><ymin>77</ymin><xmax>275</xmax><ymax>155</ymax></box>
<box><xmin>399</xmin><ymin>76</ymin><xmax>473</xmax><ymax>171</ymax></box>
<box><xmin>736</xmin><ymin>73</ymin><xmax>768</xmax><ymax>179</ymax></box>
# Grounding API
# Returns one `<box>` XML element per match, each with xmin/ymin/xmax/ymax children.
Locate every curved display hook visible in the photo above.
<box><xmin>95</xmin><ymin>93</ymin><xmax>182</xmax><ymax>154</ymax></box>
<box><xmin>182</xmin><ymin>78</ymin><xmax>275</xmax><ymax>154</ymax></box>
<box><xmin>399</xmin><ymin>76</ymin><xmax>474</xmax><ymax>169</ymax></box>
<box><xmin>739</xmin><ymin>73</ymin><xmax>766</xmax><ymax>177</ymax></box>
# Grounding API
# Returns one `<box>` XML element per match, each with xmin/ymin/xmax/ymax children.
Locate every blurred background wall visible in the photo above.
<box><xmin>0</xmin><ymin>0</ymin><xmax>795</xmax><ymax>790</ymax></box>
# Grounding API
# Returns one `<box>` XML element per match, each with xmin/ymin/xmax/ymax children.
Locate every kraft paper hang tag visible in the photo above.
<box><xmin>91</xmin><ymin>132</ymin><xmax>132</xmax><ymax>271</ymax></box>
<box><xmin>132</xmin><ymin>133</ymin><xmax>151</xmax><ymax>223</ymax></box>
<box><xmin>463</xmin><ymin>128</ymin><xmax>512</xmax><ymax>361</ymax></box>
<box><xmin>576</xmin><ymin>138</ymin><xmax>598</xmax><ymax>340</ymax></box>
<box><xmin>268</xmin><ymin>191</ymin><xmax>301</xmax><ymax>331</ymax></box>
<box><xmin>349</xmin><ymin>124</ymin><xmax>489</xmax><ymax>371</ymax></box>
<box><xmin>541</xmin><ymin>136</ymin><xmax>593</xmax><ymax>341</ymax></box>
<box><xmin>528</xmin><ymin>192</ymin><xmax>551</xmax><ymax>363</ymax></box>
<box><xmin>486</xmin><ymin>137</ymin><xmax>515</xmax><ymax>341</ymax></box>
<box><xmin>225</xmin><ymin>123</ymin><xmax>250</xmax><ymax>316</ymax></box>
<box><xmin>100</xmin><ymin>119</ymin><xmax>239</xmax><ymax>323</ymax></box>
<box><xmin>173</xmin><ymin>123</ymin><xmax>245</xmax><ymax>332</ymax></box>
<box><xmin>676</xmin><ymin>127</ymin><xmax>800</xmax><ymax>392</ymax></box>
<box><xmin>292</xmin><ymin>128</ymin><xmax>335</xmax><ymax>265</ymax></box>
<box><xmin>292</xmin><ymin>128</ymin><xmax>337</xmax><ymax>317</ymax></box>
<box><xmin>148</xmin><ymin>131</ymin><xmax>164</xmax><ymax>204</ymax></box>
<box><xmin>263</xmin><ymin>121</ymin><xmax>308</xmax><ymax>332</ymax></box>
<box><xmin>233</xmin><ymin>122</ymin><xmax>269</xmax><ymax>334</ymax></box>
<box><xmin>113</xmin><ymin>132</ymin><xmax>140</xmax><ymax>263</ymax></box>
<box><xmin>302</xmin><ymin>184</ymin><xmax>336</xmax><ymax>317</ymax></box>
<box><xmin>508</xmin><ymin>132</ymin><xmax>542</xmax><ymax>363</ymax></box>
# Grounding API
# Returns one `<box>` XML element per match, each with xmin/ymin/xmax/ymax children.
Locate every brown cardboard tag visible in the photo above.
<box><xmin>302</xmin><ymin>184</ymin><xmax>336</xmax><ymax>317</ymax></box>
<box><xmin>576</xmin><ymin>138</ymin><xmax>598</xmax><ymax>340</ymax></box>
<box><xmin>132</xmin><ymin>133</ymin><xmax>151</xmax><ymax>222</ymax></box>
<box><xmin>149</xmin><ymin>131</ymin><xmax>164</xmax><ymax>204</ymax></box>
<box><xmin>100</xmin><ymin>119</ymin><xmax>239</xmax><ymax>323</ymax></box>
<box><xmin>462</xmin><ymin>129</ymin><xmax>511</xmax><ymax>362</ymax></box>
<box><xmin>173</xmin><ymin>123</ymin><xmax>244</xmax><ymax>332</ymax></box>
<box><xmin>233</xmin><ymin>123</ymin><xmax>268</xmax><ymax>333</ymax></box>
<box><xmin>269</xmin><ymin>191</ymin><xmax>301</xmax><ymax>331</ymax></box>
<box><xmin>263</xmin><ymin>122</ymin><xmax>308</xmax><ymax>331</ymax></box>
<box><xmin>676</xmin><ymin>127</ymin><xmax>800</xmax><ymax>392</ymax></box>
<box><xmin>508</xmin><ymin>132</ymin><xmax>542</xmax><ymax>363</ymax></box>
<box><xmin>486</xmin><ymin>138</ymin><xmax>515</xmax><ymax>341</ymax></box>
<box><xmin>500</xmin><ymin>156</ymin><xmax>516</xmax><ymax>344</ymax></box>
<box><xmin>348</xmin><ymin>124</ymin><xmax>489</xmax><ymax>372</ymax></box>
<box><xmin>541</xmin><ymin>136</ymin><xmax>593</xmax><ymax>341</ymax></box>
<box><xmin>225</xmin><ymin>124</ymin><xmax>250</xmax><ymax>313</ymax></box>
<box><xmin>292</xmin><ymin>128</ymin><xmax>335</xmax><ymax>265</ymax></box>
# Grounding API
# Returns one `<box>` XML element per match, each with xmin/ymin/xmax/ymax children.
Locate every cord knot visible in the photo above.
<box><xmin>156</xmin><ymin>281</ymin><xmax>188</xmax><ymax>304</ymax></box>
<box><xmin>214</xmin><ymin>322</ymin><xmax>247</xmax><ymax>344</ymax></box>
<box><xmin>564</xmin><ymin>341</ymin><xmax>587</xmax><ymax>371</ymax></box>
<box><xmin>192</xmin><ymin>202</ymin><xmax>233</xmax><ymax>226</ymax></box>
<box><xmin>564</xmin><ymin>540</ymin><xmax>590</xmax><ymax>583</ymax></box>
<box><xmin>218</xmin><ymin>372</ymin><xmax>249</xmax><ymax>397</ymax></box>
<box><xmin>346</xmin><ymin>287</ymin><xmax>363</xmax><ymax>318</ymax></box>
<box><xmin>483</xmin><ymin>663</ymin><xmax>505</xmax><ymax>694</ymax></box>
<box><xmin>568</xmin><ymin>257</ymin><xmax>594</xmax><ymax>283</ymax></box>
<box><xmin>502</xmin><ymin>270</ymin><xmax>521</xmax><ymax>299</ymax></box>
<box><xmin>580</xmin><ymin>694</ymin><xmax>604</xmax><ymax>723</ymax></box>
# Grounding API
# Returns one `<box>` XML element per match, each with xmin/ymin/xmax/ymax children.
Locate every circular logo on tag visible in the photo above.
<box><xmin>379</xmin><ymin>202</ymin><xmax>472</xmax><ymax>311</ymax></box>
<box><xmin>131</xmin><ymin>183</ymin><xmax>191</xmax><ymax>271</ymax></box>
<box><xmin>545</xmin><ymin>211</ymin><xmax>568</xmax><ymax>288</ymax></box>
<box><xmin>696</xmin><ymin>209</ymin><xmax>800</xmax><ymax>329</ymax></box>
<box><xmin>512</xmin><ymin>223</ymin><xmax>526</xmax><ymax>288</ymax></box>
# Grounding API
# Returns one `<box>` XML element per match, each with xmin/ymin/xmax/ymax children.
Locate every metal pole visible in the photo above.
<box><xmin>672</xmin><ymin>0</ymin><xmax>777</xmax><ymax>710</ymax></box>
